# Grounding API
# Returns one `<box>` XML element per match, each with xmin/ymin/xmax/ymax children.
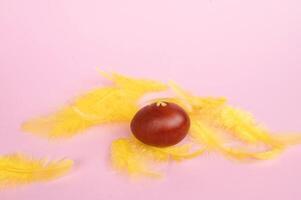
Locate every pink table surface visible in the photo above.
<box><xmin>1</xmin><ymin>0</ymin><xmax>301</xmax><ymax>199</ymax></box>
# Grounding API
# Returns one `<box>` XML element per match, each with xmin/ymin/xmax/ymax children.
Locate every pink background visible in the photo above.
<box><xmin>1</xmin><ymin>0</ymin><xmax>301</xmax><ymax>199</ymax></box>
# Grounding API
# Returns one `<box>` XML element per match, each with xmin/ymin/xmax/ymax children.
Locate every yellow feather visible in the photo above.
<box><xmin>0</xmin><ymin>154</ymin><xmax>73</xmax><ymax>187</ymax></box>
<box><xmin>190</xmin><ymin>119</ymin><xmax>283</xmax><ymax>160</ymax></box>
<box><xmin>211</xmin><ymin>106</ymin><xmax>301</xmax><ymax>148</ymax></box>
<box><xmin>20</xmin><ymin>72</ymin><xmax>301</xmax><ymax>177</ymax></box>
<box><xmin>110</xmin><ymin>138</ymin><xmax>204</xmax><ymax>177</ymax></box>
<box><xmin>110</xmin><ymin>138</ymin><xmax>160</xmax><ymax>177</ymax></box>
<box><xmin>168</xmin><ymin>80</ymin><xmax>227</xmax><ymax>115</ymax></box>
<box><xmin>168</xmin><ymin>81</ymin><xmax>301</xmax><ymax>160</ymax></box>
<box><xmin>22</xmin><ymin>73</ymin><xmax>167</xmax><ymax>138</ymax></box>
<box><xmin>272</xmin><ymin>133</ymin><xmax>301</xmax><ymax>145</ymax></box>
<box><xmin>100</xmin><ymin>72</ymin><xmax>167</xmax><ymax>94</ymax></box>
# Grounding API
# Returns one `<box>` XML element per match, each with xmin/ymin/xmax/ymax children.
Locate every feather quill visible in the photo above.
<box><xmin>0</xmin><ymin>154</ymin><xmax>73</xmax><ymax>187</ymax></box>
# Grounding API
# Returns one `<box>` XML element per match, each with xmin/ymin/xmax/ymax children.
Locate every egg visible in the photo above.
<box><xmin>130</xmin><ymin>101</ymin><xmax>190</xmax><ymax>147</ymax></box>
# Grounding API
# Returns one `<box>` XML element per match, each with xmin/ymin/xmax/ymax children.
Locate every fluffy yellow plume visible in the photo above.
<box><xmin>168</xmin><ymin>80</ymin><xmax>227</xmax><ymax>115</ymax></box>
<box><xmin>22</xmin><ymin>73</ymin><xmax>167</xmax><ymax>138</ymax></box>
<box><xmin>0</xmin><ymin>154</ymin><xmax>73</xmax><ymax>187</ymax></box>
<box><xmin>170</xmin><ymin>82</ymin><xmax>301</xmax><ymax>161</ymax></box>
<box><xmin>101</xmin><ymin>72</ymin><xmax>167</xmax><ymax>94</ymax></box>
<box><xmin>20</xmin><ymin>72</ymin><xmax>301</xmax><ymax>177</ymax></box>
<box><xmin>213</xmin><ymin>106</ymin><xmax>286</xmax><ymax>146</ymax></box>
<box><xmin>111</xmin><ymin>138</ymin><xmax>204</xmax><ymax>177</ymax></box>
<box><xmin>190</xmin><ymin>119</ymin><xmax>283</xmax><ymax>160</ymax></box>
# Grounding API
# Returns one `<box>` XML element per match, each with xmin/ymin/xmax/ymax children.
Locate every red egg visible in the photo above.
<box><xmin>130</xmin><ymin>101</ymin><xmax>190</xmax><ymax>147</ymax></box>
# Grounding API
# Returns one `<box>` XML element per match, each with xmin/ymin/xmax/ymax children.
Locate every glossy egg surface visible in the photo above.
<box><xmin>130</xmin><ymin>101</ymin><xmax>190</xmax><ymax>147</ymax></box>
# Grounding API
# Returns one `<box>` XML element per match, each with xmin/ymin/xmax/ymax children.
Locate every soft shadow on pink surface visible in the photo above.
<box><xmin>1</xmin><ymin>0</ymin><xmax>301</xmax><ymax>199</ymax></box>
